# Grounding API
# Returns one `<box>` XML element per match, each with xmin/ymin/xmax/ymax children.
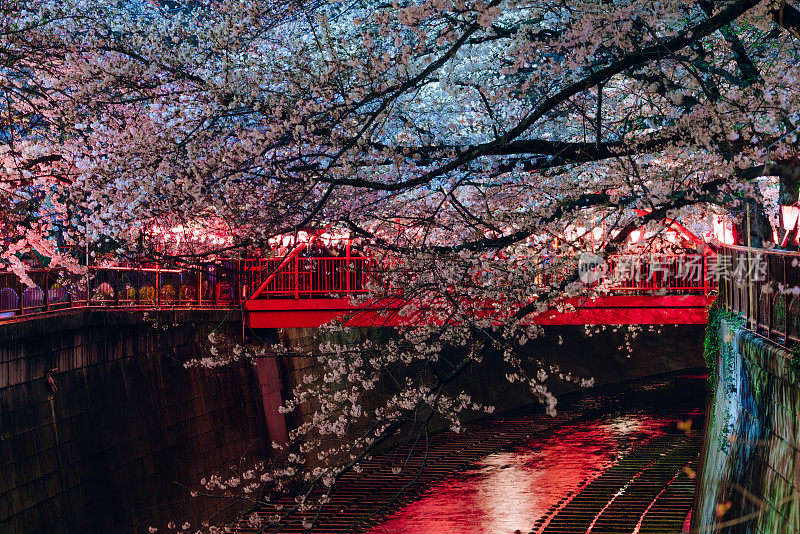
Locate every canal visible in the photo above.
<box><xmin>241</xmin><ymin>371</ymin><xmax>707</xmax><ymax>533</ymax></box>
<box><xmin>368</xmin><ymin>373</ymin><xmax>704</xmax><ymax>534</ymax></box>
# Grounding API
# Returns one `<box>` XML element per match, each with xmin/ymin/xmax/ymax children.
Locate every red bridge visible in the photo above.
<box><xmin>0</xmin><ymin>250</ymin><xmax>717</xmax><ymax>327</ymax></box>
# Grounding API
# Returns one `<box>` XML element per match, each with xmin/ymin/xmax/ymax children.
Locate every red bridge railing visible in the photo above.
<box><xmin>243</xmin><ymin>256</ymin><xmax>376</xmax><ymax>298</ymax></box>
<box><xmin>0</xmin><ymin>252</ymin><xmax>716</xmax><ymax>321</ymax></box>
<box><xmin>605</xmin><ymin>254</ymin><xmax>715</xmax><ymax>294</ymax></box>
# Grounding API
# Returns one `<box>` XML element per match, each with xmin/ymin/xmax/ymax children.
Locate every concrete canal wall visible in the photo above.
<box><xmin>0</xmin><ymin>310</ymin><xmax>269</xmax><ymax>534</ymax></box>
<box><xmin>694</xmin><ymin>312</ymin><xmax>800</xmax><ymax>532</ymax></box>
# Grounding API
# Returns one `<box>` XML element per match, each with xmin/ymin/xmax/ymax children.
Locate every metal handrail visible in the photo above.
<box><xmin>717</xmin><ymin>245</ymin><xmax>800</xmax><ymax>347</ymax></box>
<box><xmin>604</xmin><ymin>253</ymin><xmax>715</xmax><ymax>294</ymax></box>
<box><xmin>0</xmin><ymin>257</ymin><xmax>380</xmax><ymax>320</ymax></box>
<box><xmin>243</xmin><ymin>256</ymin><xmax>377</xmax><ymax>298</ymax></box>
<box><xmin>0</xmin><ymin>252</ymin><xmax>719</xmax><ymax>322</ymax></box>
<box><xmin>0</xmin><ymin>263</ymin><xmax>239</xmax><ymax>319</ymax></box>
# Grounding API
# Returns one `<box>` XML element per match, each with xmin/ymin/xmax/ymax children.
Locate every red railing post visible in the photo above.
<box><xmin>295</xmin><ymin>255</ymin><xmax>300</xmax><ymax>299</ymax></box>
<box><xmin>234</xmin><ymin>263</ymin><xmax>241</xmax><ymax>306</ymax></box>
<box><xmin>346</xmin><ymin>249</ymin><xmax>351</xmax><ymax>294</ymax></box>
<box><xmin>197</xmin><ymin>266</ymin><xmax>203</xmax><ymax>307</ymax></box>
<box><xmin>212</xmin><ymin>263</ymin><xmax>218</xmax><ymax>306</ymax></box>
<box><xmin>156</xmin><ymin>267</ymin><xmax>161</xmax><ymax>307</ymax></box>
<box><xmin>236</xmin><ymin>261</ymin><xmax>243</xmax><ymax>303</ymax></box>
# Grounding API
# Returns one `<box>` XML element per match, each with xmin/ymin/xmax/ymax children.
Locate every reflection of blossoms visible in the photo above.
<box><xmin>247</xmin><ymin>514</ymin><xmax>261</xmax><ymax>528</ymax></box>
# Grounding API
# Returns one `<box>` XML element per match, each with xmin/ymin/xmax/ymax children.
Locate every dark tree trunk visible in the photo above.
<box><xmin>732</xmin><ymin>197</ymin><xmax>774</xmax><ymax>248</ymax></box>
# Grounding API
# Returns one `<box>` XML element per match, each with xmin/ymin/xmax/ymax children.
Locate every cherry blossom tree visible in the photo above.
<box><xmin>6</xmin><ymin>0</ymin><xmax>800</xmax><ymax>530</ymax></box>
<box><xmin>40</xmin><ymin>0</ymin><xmax>800</xmax><ymax>250</ymax></box>
<box><xmin>0</xmin><ymin>2</ymin><xmax>86</xmax><ymax>279</ymax></box>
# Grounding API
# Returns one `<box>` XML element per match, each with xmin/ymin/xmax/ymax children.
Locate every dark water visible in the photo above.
<box><xmin>367</xmin><ymin>373</ymin><xmax>706</xmax><ymax>534</ymax></box>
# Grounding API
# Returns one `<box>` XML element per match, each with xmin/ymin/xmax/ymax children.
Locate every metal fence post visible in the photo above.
<box><xmin>44</xmin><ymin>270</ymin><xmax>50</xmax><ymax>311</ymax></box>
<box><xmin>114</xmin><ymin>270</ymin><xmax>120</xmax><ymax>306</ymax></box>
<box><xmin>785</xmin><ymin>257</ymin><xmax>790</xmax><ymax>341</ymax></box>
<box><xmin>18</xmin><ymin>277</ymin><xmax>24</xmax><ymax>316</ymax></box>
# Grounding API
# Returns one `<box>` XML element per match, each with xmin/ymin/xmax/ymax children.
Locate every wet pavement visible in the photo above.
<box><xmin>239</xmin><ymin>372</ymin><xmax>707</xmax><ymax>534</ymax></box>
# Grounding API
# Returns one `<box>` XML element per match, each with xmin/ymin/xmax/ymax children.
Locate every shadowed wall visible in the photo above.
<box><xmin>0</xmin><ymin>310</ymin><xmax>269</xmax><ymax>534</ymax></box>
<box><xmin>274</xmin><ymin>325</ymin><xmax>705</xmax><ymax>437</ymax></box>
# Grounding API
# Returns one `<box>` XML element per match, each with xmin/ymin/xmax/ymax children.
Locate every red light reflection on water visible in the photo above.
<box><xmin>367</xmin><ymin>415</ymin><xmax>671</xmax><ymax>534</ymax></box>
